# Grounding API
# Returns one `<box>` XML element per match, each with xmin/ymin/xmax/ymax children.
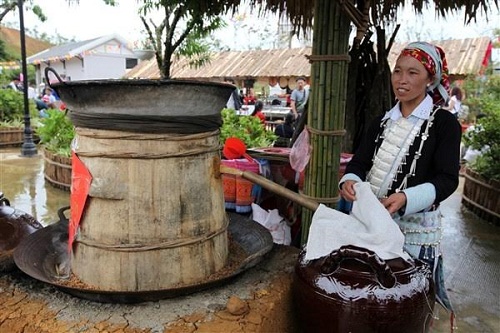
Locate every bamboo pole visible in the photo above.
<box><xmin>301</xmin><ymin>0</ymin><xmax>351</xmax><ymax>245</ymax></box>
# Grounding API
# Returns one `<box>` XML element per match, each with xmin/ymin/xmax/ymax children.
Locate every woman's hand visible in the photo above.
<box><xmin>340</xmin><ymin>180</ymin><xmax>357</xmax><ymax>201</ymax></box>
<box><xmin>380</xmin><ymin>192</ymin><xmax>407</xmax><ymax>215</ymax></box>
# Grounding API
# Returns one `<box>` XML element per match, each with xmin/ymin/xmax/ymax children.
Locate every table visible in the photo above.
<box><xmin>262</xmin><ymin>106</ymin><xmax>291</xmax><ymax>120</ymax></box>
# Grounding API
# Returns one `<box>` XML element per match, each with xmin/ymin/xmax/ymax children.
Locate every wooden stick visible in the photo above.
<box><xmin>220</xmin><ymin>165</ymin><xmax>319</xmax><ymax>212</ymax></box>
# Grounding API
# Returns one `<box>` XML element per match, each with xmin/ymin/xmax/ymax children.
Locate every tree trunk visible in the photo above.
<box><xmin>300</xmin><ymin>0</ymin><xmax>351</xmax><ymax>244</ymax></box>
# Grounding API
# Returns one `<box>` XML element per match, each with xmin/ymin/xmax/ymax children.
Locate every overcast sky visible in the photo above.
<box><xmin>4</xmin><ymin>0</ymin><xmax>500</xmax><ymax>50</ymax></box>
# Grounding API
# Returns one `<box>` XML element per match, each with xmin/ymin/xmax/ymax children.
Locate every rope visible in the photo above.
<box><xmin>76</xmin><ymin>128</ymin><xmax>219</xmax><ymax>141</ymax></box>
<box><xmin>307</xmin><ymin>125</ymin><xmax>346</xmax><ymax>137</ymax></box>
<box><xmin>75</xmin><ymin>146</ymin><xmax>220</xmax><ymax>159</ymax></box>
<box><xmin>75</xmin><ymin>218</ymin><xmax>229</xmax><ymax>252</ymax></box>
<box><xmin>306</xmin><ymin>54</ymin><xmax>351</xmax><ymax>63</ymax></box>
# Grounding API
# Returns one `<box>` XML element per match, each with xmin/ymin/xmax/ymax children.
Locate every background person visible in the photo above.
<box><xmin>290</xmin><ymin>77</ymin><xmax>308</xmax><ymax>119</ymax></box>
<box><xmin>339</xmin><ymin>41</ymin><xmax>461</xmax><ymax>321</ymax></box>
<box><xmin>251</xmin><ymin>100</ymin><xmax>266</xmax><ymax>124</ymax></box>
<box><xmin>224</xmin><ymin>78</ymin><xmax>242</xmax><ymax>111</ymax></box>
<box><xmin>7</xmin><ymin>75</ymin><xmax>22</xmax><ymax>91</ymax></box>
<box><xmin>273</xmin><ymin>112</ymin><xmax>295</xmax><ymax>147</ymax></box>
<box><xmin>42</xmin><ymin>87</ymin><xmax>57</xmax><ymax>109</ymax></box>
<box><xmin>444</xmin><ymin>86</ymin><xmax>463</xmax><ymax>118</ymax></box>
<box><xmin>244</xmin><ymin>88</ymin><xmax>257</xmax><ymax>105</ymax></box>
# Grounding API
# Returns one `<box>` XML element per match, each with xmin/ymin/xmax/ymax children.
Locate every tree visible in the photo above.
<box><xmin>0</xmin><ymin>0</ymin><xmax>46</xmax><ymax>23</ymax></box>
<box><xmin>138</xmin><ymin>0</ymin><xmax>228</xmax><ymax>79</ymax></box>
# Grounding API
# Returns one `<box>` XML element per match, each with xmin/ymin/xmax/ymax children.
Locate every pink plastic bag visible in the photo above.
<box><xmin>290</xmin><ymin>129</ymin><xmax>311</xmax><ymax>172</ymax></box>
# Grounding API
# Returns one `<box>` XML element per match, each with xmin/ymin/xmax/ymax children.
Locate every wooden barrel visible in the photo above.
<box><xmin>0</xmin><ymin>128</ymin><xmax>40</xmax><ymax>147</ymax></box>
<box><xmin>42</xmin><ymin>147</ymin><xmax>72</xmax><ymax>191</ymax></box>
<box><xmin>71</xmin><ymin>127</ymin><xmax>228</xmax><ymax>291</ymax></box>
<box><xmin>0</xmin><ymin>128</ymin><xmax>23</xmax><ymax>147</ymax></box>
<box><xmin>462</xmin><ymin>167</ymin><xmax>500</xmax><ymax>225</ymax></box>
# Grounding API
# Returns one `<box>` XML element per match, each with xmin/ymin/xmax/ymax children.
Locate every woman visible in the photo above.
<box><xmin>339</xmin><ymin>42</ymin><xmax>461</xmax><ymax>320</ymax></box>
<box><xmin>444</xmin><ymin>86</ymin><xmax>463</xmax><ymax>118</ymax></box>
<box><xmin>251</xmin><ymin>100</ymin><xmax>266</xmax><ymax>124</ymax></box>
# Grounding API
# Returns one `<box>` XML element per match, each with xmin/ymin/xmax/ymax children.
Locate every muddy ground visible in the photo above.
<box><xmin>0</xmin><ymin>246</ymin><xmax>300</xmax><ymax>333</ymax></box>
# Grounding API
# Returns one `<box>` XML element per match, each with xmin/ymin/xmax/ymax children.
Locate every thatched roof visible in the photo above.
<box><xmin>125</xmin><ymin>47</ymin><xmax>312</xmax><ymax>80</ymax></box>
<box><xmin>124</xmin><ymin>37</ymin><xmax>492</xmax><ymax>80</ymax></box>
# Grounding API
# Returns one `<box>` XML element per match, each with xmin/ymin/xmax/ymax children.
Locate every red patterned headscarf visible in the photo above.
<box><xmin>400</xmin><ymin>42</ymin><xmax>450</xmax><ymax>106</ymax></box>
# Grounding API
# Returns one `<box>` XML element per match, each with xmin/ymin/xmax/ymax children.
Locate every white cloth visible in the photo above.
<box><xmin>305</xmin><ymin>182</ymin><xmax>409</xmax><ymax>261</ymax></box>
<box><xmin>251</xmin><ymin>203</ymin><xmax>291</xmax><ymax>245</ymax></box>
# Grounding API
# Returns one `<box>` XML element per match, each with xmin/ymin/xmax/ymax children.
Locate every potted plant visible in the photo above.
<box><xmin>35</xmin><ymin>109</ymin><xmax>75</xmax><ymax>191</ymax></box>
<box><xmin>0</xmin><ymin>88</ymin><xmax>40</xmax><ymax>147</ymax></box>
<box><xmin>461</xmin><ymin>75</ymin><xmax>500</xmax><ymax>224</ymax></box>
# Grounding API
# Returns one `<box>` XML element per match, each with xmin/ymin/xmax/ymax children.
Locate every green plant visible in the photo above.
<box><xmin>0</xmin><ymin>85</ymin><xmax>40</xmax><ymax>125</ymax></box>
<box><xmin>462</xmin><ymin>75</ymin><xmax>500</xmax><ymax>181</ymax></box>
<box><xmin>35</xmin><ymin>109</ymin><xmax>75</xmax><ymax>157</ymax></box>
<box><xmin>0</xmin><ymin>88</ymin><xmax>25</xmax><ymax>122</ymax></box>
<box><xmin>220</xmin><ymin>108</ymin><xmax>276</xmax><ymax>148</ymax></box>
<box><xmin>0</xmin><ymin>118</ymin><xmax>24</xmax><ymax>128</ymax></box>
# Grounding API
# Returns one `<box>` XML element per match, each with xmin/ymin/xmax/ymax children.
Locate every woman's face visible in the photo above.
<box><xmin>391</xmin><ymin>55</ymin><xmax>433</xmax><ymax>106</ymax></box>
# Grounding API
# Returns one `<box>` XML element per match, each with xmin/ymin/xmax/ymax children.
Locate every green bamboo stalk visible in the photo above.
<box><xmin>319</xmin><ymin>2</ymin><xmax>332</xmax><ymax>200</ymax></box>
<box><xmin>308</xmin><ymin>0</ymin><xmax>327</xmax><ymax>198</ymax></box>
<box><xmin>322</xmin><ymin>0</ymin><xmax>334</xmax><ymax>199</ymax></box>
<box><xmin>301</xmin><ymin>0</ymin><xmax>324</xmax><ymax>243</ymax></box>
<box><xmin>323</xmin><ymin>3</ymin><xmax>336</xmax><ymax>197</ymax></box>
<box><xmin>301</xmin><ymin>0</ymin><xmax>351</xmax><ymax>245</ymax></box>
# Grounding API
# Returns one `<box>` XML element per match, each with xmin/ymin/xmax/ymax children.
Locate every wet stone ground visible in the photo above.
<box><xmin>1</xmin><ymin>148</ymin><xmax>500</xmax><ymax>332</ymax></box>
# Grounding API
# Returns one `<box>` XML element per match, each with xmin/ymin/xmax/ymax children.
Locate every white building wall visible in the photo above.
<box><xmin>32</xmin><ymin>38</ymin><xmax>141</xmax><ymax>87</ymax></box>
<box><xmin>84</xmin><ymin>55</ymin><xmax>127</xmax><ymax>79</ymax></box>
<box><xmin>38</xmin><ymin>53</ymin><xmax>133</xmax><ymax>84</ymax></box>
<box><xmin>38</xmin><ymin>59</ymin><xmax>85</xmax><ymax>83</ymax></box>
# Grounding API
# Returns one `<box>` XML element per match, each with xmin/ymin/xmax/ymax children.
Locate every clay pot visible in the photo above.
<box><xmin>0</xmin><ymin>192</ymin><xmax>43</xmax><ymax>272</ymax></box>
<box><xmin>293</xmin><ymin>245</ymin><xmax>435</xmax><ymax>333</ymax></box>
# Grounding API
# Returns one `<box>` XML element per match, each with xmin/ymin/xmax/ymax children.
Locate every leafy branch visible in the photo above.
<box><xmin>138</xmin><ymin>0</ymin><xmax>226</xmax><ymax>79</ymax></box>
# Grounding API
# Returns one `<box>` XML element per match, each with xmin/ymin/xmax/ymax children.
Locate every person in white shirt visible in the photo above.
<box><xmin>7</xmin><ymin>76</ymin><xmax>21</xmax><ymax>91</ymax></box>
<box><xmin>443</xmin><ymin>86</ymin><xmax>462</xmax><ymax>118</ymax></box>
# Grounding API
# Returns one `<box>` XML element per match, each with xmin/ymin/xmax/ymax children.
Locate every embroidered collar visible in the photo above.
<box><xmin>382</xmin><ymin>95</ymin><xmax>434</xmax><ymax>121</ymax></box>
